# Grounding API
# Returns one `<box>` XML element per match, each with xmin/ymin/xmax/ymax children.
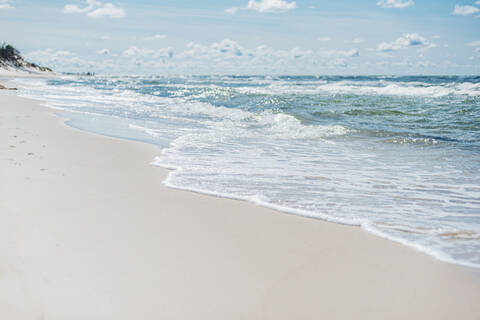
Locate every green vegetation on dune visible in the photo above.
<box><xmin>0</xmin><ymin>43</ymin><xmax>52</xmax><ymax>72</ymax></box>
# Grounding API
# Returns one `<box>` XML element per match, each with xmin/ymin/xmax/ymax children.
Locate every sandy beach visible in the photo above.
<box><xmin>1</xmin><ymin>78</ymin><xmax>480</xmax><ymax>319</ymax></box>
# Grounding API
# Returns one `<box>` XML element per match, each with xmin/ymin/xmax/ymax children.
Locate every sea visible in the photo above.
<box><xmin>15</xmin><ymin>75</ymin><xmax>480</xmax><ymax>268</ymax></box>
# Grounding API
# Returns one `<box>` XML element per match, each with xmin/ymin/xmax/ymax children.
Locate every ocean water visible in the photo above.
<box><xmin>16</xmin><ymin>75</ymin><xmax>480</xmax><ymax>268</ymax></box>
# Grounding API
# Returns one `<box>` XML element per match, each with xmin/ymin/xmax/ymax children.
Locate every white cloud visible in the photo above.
<box><xmin>63</xmin><ymin>0</ymin><xmax>125</xmax><ymax>18</ymax></box>
<box><xmin>290</xmin><ymin>47</ymin><xmax>312</xmax><ymax>59</ymax></box>
<box><xmin>28</xmin><ymin>49</ymin><xmax>73</xmax><ymax>60</ymax></box>
<box><xmin>123</xmin><ymin>46</ymin><xmax>174</xmax><ymax>60</ymax></box>
<box><xmin>377</xmin><ymin>33</ymin><xmax>429</xmax><ymax>51</ymax></box>
<box><xmin>432</xmin><ymin>35</ymin><xmax>441</xmax><ymax>39</ymax></box>
<box><xmin>97</xmin><ymin>49</ymin><xmax>110</xmax><ymax>55</ymax></box>
<box><xmin>23</xmin><ymin>39</ymin><xmax>373</xmax><ymax>75</ymax></box>
<box><xmin>377</xmin><ymin>0</ymin><xmax>414</xmax><ymax>9</ymax></box>
<box><xmin>87</xmin><ymin>3</ymin><xmax>125</xmax><ymax>18</ymax></box>
<box><xmin>212</xmin><ymin>39</ymin><xmax>244</xmax><ymax>56</ymax></box>
<box><xmin>257</xmin><ymin>45</ymin><xmax>312</xmax><ymax>60</ymax></box>
<box><xmin>119</xmin><ymin>40</ymin><xmax>361</xmax><ymax>74</ymax></box>
<box><xmin>63</xmin><ymin>0</ymin><xmax>99</xmax><ymax>13</ymax></box>
<box><xmin>317</xmin><ymin>37</ymin><xmax>331</xmax><ymax>41</ymax></box>
<box><xmin>25</xmin><ymin>48</ymin><xmax>97</xmax><ymax>71</ymax></box>
<box><xmin>123</xmin><ymin>46</ymin><xmax>153</xmax><ymax>57</ymax></box>
<box><xmin>153</xmin><ymin>48</ymin><xmax>174</xmax><ymax>60</ymax></box>
<box><xmin>322</xmin><ymin>49</ymin><xmax>360</xmax><ymax>57</ymax></box>
<box><xmin>452</xmin><ymin>4</ymin><xmax>479</xmax><ymax>15</ymax></box>
<box><xmin>144</xmin><ymin>34</ymin><xmax>167</xmax><ymax>40</ymax></box>
<box><xmin>417</xmin><ymin>43</ymin><xmax>437</xmax><ymax>56</ymax></box>
<box><xmin>225</xmin><ymin>7</ymin><xmax>239</xmax><ymax>14</ymax></box>
<box><xmin>179</xmin><ymin>40</ymin><xmax>316</xmax><ymax>65</ymax></box>
<box><xmin>349</xmin><ymin>37</ymin><xmax>364</xmax><ymax>44</ymax></box>
<box><xmin>0</xmin><ymin>0</ymin><xmax>14</xmax><ymax>9</ymax></box>
<box><xmin>467</xmin><ymin>39</ymin><xmax>480</xmax><ymax>46</ymax></box>
<box><xmin>247</xmin><ymin>0</ymin><xmax>296</xmax><ymax>12</ymax></box>
<box><xmin>182</xmin><ymin>39</ymin><xmax>245</xmax><ymax>59</ymax></box>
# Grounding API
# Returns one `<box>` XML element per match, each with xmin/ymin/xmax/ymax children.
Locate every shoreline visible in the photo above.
<box><xmin>1</xmin><ymin>78</ymin><xmax>480</xmax><ymax>319</ymax></box>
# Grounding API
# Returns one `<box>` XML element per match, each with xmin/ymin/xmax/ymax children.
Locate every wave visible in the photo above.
<box><xmin>155</xmin><ymin>157</ymin><xmax>480</xmax><ymax>269</ymax></box>
<box><xmin>317</xmin><ymin>82</ymin><xmax>480</xmax><ymax>97</ymax></box>
<box><xmin>233</xmin><ymin>80</ymin><xmax>480</xmax><ymax>97</ymax></box>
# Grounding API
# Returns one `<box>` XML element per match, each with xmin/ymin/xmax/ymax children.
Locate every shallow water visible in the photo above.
<box><xmin>17</xmin><ymin>75</ymin><xmax>480</xmax><ymax>267</ymax></box>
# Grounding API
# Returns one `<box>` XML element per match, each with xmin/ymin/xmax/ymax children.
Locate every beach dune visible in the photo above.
<box><xmin>1</xmin><ymin>84</ymin><xmax>480</xmax><ymax>319</ymax></box>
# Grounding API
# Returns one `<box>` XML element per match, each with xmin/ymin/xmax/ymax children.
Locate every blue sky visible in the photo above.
<box><xmin>1</xmin><ymin>0</ymin><xmax>479</xmax><ymax>74</ymax></box>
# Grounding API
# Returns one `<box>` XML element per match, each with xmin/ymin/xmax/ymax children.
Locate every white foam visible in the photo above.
<box><xmin>155</xmin><ymin>157</ymin><xmax>364</xmax><ymax>226</ymax></box>
<box><xmin>263</xmin><ymin>112</ymin><xmax>349</xmax><ymax>139</ymax></box>
<box><xmin>234</xmin><ymin>80</ymin><xmax>480</xmax><ymax>97</ymax></box>
<box><xmin>154</xmin><ymin>157</ymin><xmax>480</xmax><ymax>269</ymax></box>
<box><xmin>129</xmin><ymin>124</ymin><xmax>160</xmax><ymax>137</ymax></box>
<box><xmin>362</xmin><ymin>223</ymin><xmax>480</xmax><ymax>269</ymax></box>
<box><xmin>315</xmin><ymin>81</ymin><xmax>479</xmax><ymax>97</ymax></box>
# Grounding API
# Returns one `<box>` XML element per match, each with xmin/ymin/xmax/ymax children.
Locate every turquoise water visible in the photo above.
<box><xmin>17</xmin><ymin>75</ymin><xmax>480</xmax><ymax>267</ymax></box>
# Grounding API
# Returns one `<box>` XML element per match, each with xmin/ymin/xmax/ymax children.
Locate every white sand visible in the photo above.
<box><xmin>1</xmin><ymin>82</ymin><xmax>480</xmax><ymax>319</ymax></box>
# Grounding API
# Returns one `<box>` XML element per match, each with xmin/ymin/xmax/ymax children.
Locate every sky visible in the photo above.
<box><xmin>0</xmin><ymin>0</ymin><xmax>479</xmax><ymax>75</ymax></box>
